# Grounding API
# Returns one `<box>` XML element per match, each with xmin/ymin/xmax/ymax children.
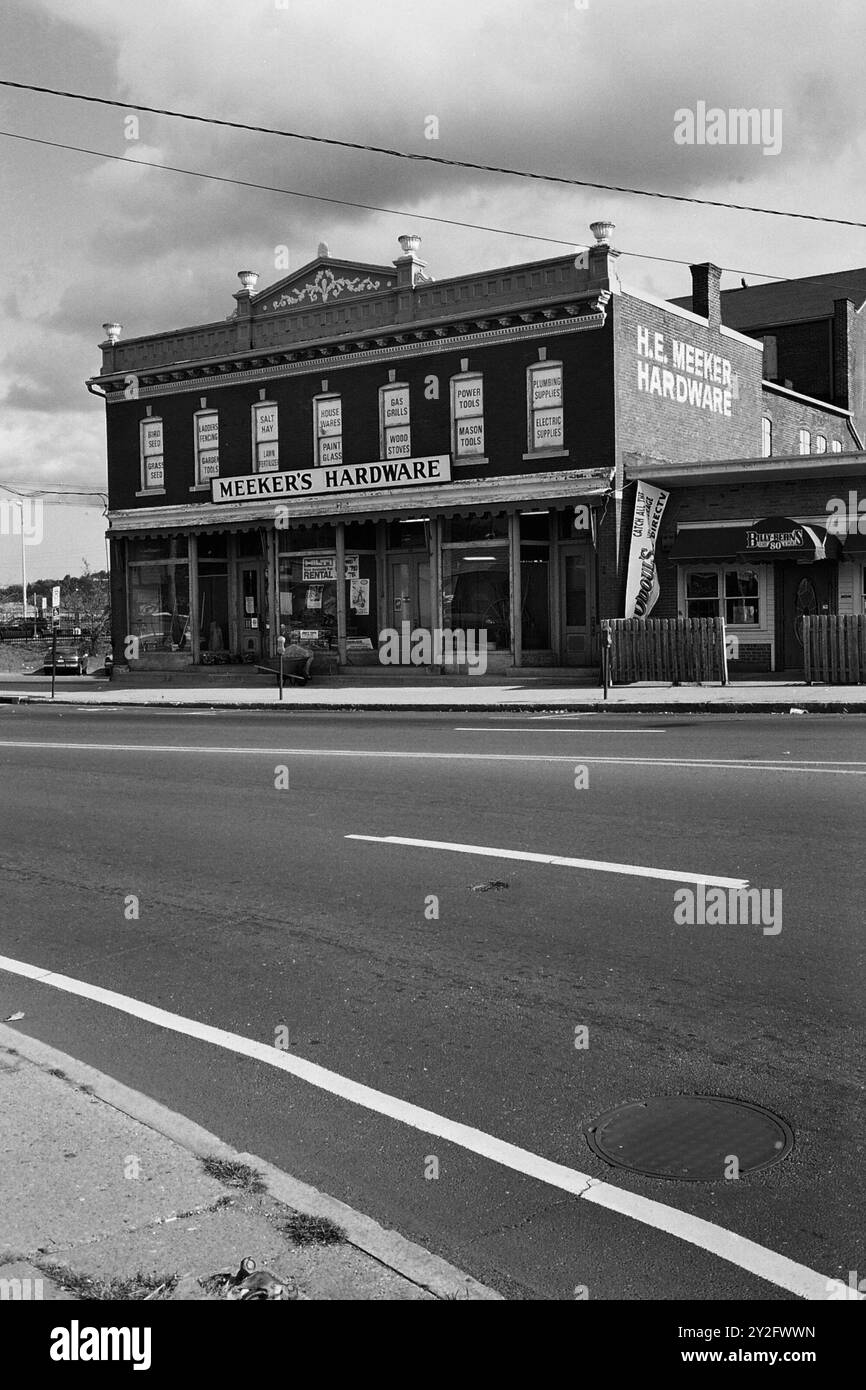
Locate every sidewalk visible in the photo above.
<box><xmin>0</xmin><ymin>1025</ymin><xmax>499</xmax><ymax>1301</ymax></box>
<box><xmin>2</xmin><ymin>676</ymin><xmax>866</xmax><ymax>712</ymax></box>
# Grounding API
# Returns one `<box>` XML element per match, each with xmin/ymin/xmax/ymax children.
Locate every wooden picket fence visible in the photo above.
<box><xmin>606</xmin><ymin>617</ymin><xmax>728</xmax><ymax>685</ymax></box>
<box><xmin>803</xmin><ymin>615</ymin><xmax>866</xmax><ymax>684</ymax></box>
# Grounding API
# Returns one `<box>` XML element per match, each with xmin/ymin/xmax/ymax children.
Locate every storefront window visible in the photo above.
<box><xmin>278</xmin><ymin>550</ymin><xmax>378</xmax><ymax>650</ymax></box>
<box><xmin>443</xmin><ymin>513</ymin><xmax>508</xmax><ymax>543</ymax></box>
<box><xmin>198</xmin><ymin>533</ymin><xmax>229</xmax><ymax>653</ymax></box>
<box><xmin>521</xmin><ymin>543</ymin><xmax>550</xmax><ymax>647</ymax></box>
<box><xmin>685</xmin><ymin>568</ymin><xmax>761</xmax><ymax>624</ymax></box>
<box><xmin>279</xmin><ymin>557</ymin><xmax>337</xmax><ymax>647</ymax></box>
<box><xmin>442</xmin><ymin>551</ymin><xmax>510</xmax><ymax>650</ymax></box>
<box><xmin>724</xmin><ymin>568</ymin><xmax>760</xmax><ymax>624</ymax></box>
<box><xmin>128</xmin><ymin>560</ymin><xmax>190</xmax><ymax>652</ymax></box>
<box><xmin>685</xmin><ymin>570</ymin><xmax>720</xmax><ymax>619</ymax></box>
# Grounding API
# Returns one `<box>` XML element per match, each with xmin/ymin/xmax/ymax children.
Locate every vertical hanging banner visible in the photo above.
<box><xmin>624</xmin><ymin>481</ymin><xmax>669</xmax><ymax>618</ymax></box>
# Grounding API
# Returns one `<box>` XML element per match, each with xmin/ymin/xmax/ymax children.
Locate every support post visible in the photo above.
<box><xmin>335</xmin><ymin>521</ymin><xmax>348</xmax><ymax>667</ymax></box>
<box><xmin>509</xmin><ymin>510</ymin><xmax>522</xmax><ymax>670</ymax></box>
<box><xmin>188</xmin><ymin>532</ymin><xmax>199</xmax><ymax>661</ymax></box>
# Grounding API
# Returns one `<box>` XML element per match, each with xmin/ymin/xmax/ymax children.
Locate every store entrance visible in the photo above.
<box><xmin>388</xmin><ymin>554</ymin><xmax>431</xmax><ymax>641</ymax></box>
<box><xmin>237</xmin><ymin>560</ymin><xmax>267</xmax><ymax>662</ymax></box>
<box><xmin>779</xmin><ymin>561</ymin><xmax>835</xmax><ymax>670</ymax></box>
<box><xmin>560</xmin><ymin>543</ymin><xmax>592</xmax><ymax>665</ymax></box>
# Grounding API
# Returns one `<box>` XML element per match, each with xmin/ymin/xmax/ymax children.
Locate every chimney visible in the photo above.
<box><xmin>690</xmin><ymin>263</ymin><xmax>722</xmax><ymax>328</ymax></box>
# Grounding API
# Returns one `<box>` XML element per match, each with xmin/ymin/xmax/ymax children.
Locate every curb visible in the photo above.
<box><xmin>0</xmin><ymin>1024</ymin><xmax>501</xmax><ymax>1301</ymax></box>
<box><xmin>0</xmin><ymin>693</ymin><xmax>864</xmax><ymax>714</ymax></box>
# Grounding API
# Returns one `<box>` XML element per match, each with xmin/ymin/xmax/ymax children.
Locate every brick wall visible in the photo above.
<box><xmin>106</xmin><ymin>327</ymin><xmax>616</xmax><ymax>510</ymax></box>
<box><xmin>761</xmin><ymin>387</ymin><xmax>856</xmax><ymax>456</ymax></box>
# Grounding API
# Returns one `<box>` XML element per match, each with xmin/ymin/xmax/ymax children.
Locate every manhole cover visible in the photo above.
<box><xmin>585</xmin><ymin>1095</ymin><xmax>793</xmax><ymax>1181</ymax></box>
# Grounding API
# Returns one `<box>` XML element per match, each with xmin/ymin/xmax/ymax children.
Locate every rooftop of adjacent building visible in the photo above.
<box><xmin>672</xmin><ymin>266</ymin><xmax>866</xmax><ymax>329</ymax></box>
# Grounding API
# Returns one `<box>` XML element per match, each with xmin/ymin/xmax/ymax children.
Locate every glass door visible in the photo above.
<box><xmin>388</xmin><ymin>554</ymin><xmax>431</xmax><ymax>649</ymax></box>
<box><xmin>238</xmin><ymin>561</ymin><xmax>267</xmax><ymax>661</ymax></box>
<box><xmin>561</xmin><ymin>545</ymin><xmax>591</xmax><ymax>665</ymax></box>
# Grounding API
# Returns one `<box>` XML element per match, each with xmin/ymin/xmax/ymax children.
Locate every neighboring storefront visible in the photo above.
<box><xmin>669</xmin><ymin>515</ymin><xmax>844</xmax><ymax>671</ymax></box>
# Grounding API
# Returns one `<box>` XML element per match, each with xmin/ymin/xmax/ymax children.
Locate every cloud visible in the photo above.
<box><xmin>0</xmin><ymin>0</ymin><xmax>862</xmax><ymax>499</ymax></box>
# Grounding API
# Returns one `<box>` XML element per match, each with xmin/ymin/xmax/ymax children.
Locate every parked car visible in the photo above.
<box><xmin>43</xmin><ymin>641</ymin><xmax>89</xmax><ymax>676</ymax></box>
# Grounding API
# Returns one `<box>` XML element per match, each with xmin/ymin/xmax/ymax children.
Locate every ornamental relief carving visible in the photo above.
<box><xmin>265</xmin><ymin>268</ymin><xmax>391</xmax><ymax>310</ymax></box>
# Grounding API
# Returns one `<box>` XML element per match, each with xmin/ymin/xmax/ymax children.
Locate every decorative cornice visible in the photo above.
<box><xmin>94</xmin><ymin>312</ymin><xmax>607</xmax><ymax>404</ymax></box>
<box><xmin>263</xmin><ymin>268</ymin><xmax>390</xmax><ymax>310</ymax></box>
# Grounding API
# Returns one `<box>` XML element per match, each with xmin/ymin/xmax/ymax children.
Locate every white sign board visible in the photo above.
<box><xmin>212</xmin><ymin>454</ymin><xmax>452</xmax><ymax>503</ymax></box>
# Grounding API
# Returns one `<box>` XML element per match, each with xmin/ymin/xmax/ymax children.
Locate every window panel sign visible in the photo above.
<box><xmin>257</xmin><ymin>442</ymin><xmax>279</xmax><ymax>471</ymax></box>
<box><xmin>532</xmin><ymin>408</ymin><xmax>563</xmax><ymax>449</ymax></box>
<box><xmin>386</xmin><ymin>428</ymin><xmax>411</xmax><ymax>459</ymax></box>
<box><xmin>316</xmin><ymin>398</ymin><xmax>342</xmax><ymax>436</ymax></box>
<box><xmin>197</xmin><ymin>414</ymin><xmax>219</xmax><ymax>449</ymax></box>
<box><xmin>454</xmin><ymin>378</ymin><xmax>483</xmax><ymax>416</ymax></box>
<box><xmin>382</xmin><ymin>386</ymin><xmax>409</xmax><ymax>424</ymax></box>
<box><xmin>456</xmin><ymin>419</ymin><xmax>485</xmax><ymax>454</ymax></box>
<box><xmin>196</xmin><ymin>412</ymin><xmax>219</xmax><ymax>481</ymax></box>
<box><xmin>531</xmin><ymin>368</ymin><xmax>562</xmax><ymax>408</ymax></box>
<box><xmin>141</xmin><ymin>419</ymin><xmax>163</xmax><ymax>456</ymax></box>
<box><xmin>144</xmin><ymin>457</ymin><xmax>164</xmax><ymax>488</ymax></box>
<box><xmin>319</xmin><ymin>435</ymin><xmax>343</xmax><ymax>465</ymax></box>
<box><xmin>254</xmin><ymin>404</ymin><xmax>278</xmax><ymax>440</ymax></box>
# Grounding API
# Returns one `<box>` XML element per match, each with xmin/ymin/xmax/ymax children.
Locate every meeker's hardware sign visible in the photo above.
<box><xmin>211</xmin><ymin>455</ymin><xmax>452</xmax><ymax>503</ymax></box>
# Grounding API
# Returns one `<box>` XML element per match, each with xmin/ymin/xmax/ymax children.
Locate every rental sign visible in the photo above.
<box><xmin>211</xmin><ymin>455</ymin><xmax>451</xmax><ymax>503</ymax></box>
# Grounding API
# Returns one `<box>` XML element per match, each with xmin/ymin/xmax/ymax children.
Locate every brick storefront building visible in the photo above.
<box><xmin>88</xmin><ymin>226</ymin><xmax>866</xmax><ymax>676</ymax></box>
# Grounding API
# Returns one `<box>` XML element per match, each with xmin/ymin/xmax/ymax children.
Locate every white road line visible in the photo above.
<box><xmin>0</xmin><ymin>952</ymin><xmax>851</xmax><ymax>1301</ymax></box>
<box><xmin>0</xmin><ymin>739</ymin><xmax>863</xmax><ymax>779</ymax></box>
<box><xmin>0</xmin><ymin>738</ymin><xmax>863</xmax><ymax>775</ymax></box>
<box><xmin>454</xmin><ymin>727</ymin><xmax>666</xmax><ymax>735</ymax></box>
<box><xmin>346</xmin><ymin>834</ymin><xmax>748</xmax><ymax>888</ymax></box>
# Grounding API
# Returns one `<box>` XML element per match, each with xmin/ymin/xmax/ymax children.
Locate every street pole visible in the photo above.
<box><xmin>277</xmin><ymin>634</ymin><xmax>285</xmax><ymax>701</ymax></box>
<box><xmin>20</xmin><ymin>500</ymin><xmax>27</xmax><ymax>627</ymax></box>
<box><xmin>51</xmin><ymin>622</ymin><xmax>57</xmax><ymax>701</ymax></box>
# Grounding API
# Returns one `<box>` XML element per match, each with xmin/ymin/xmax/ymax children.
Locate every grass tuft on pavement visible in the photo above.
<box><xmin>200</xmin><ymin>1155</ymin><xmax>266</xmax><ymax>1194</ymax></box>
<box><xmin>281</xmin><ymin>1211</ymin><xmax>346</xmax><ymax>1246</ymax></box>
<box><xmin>36</xmin><ymin>1262</ymin><xmax>178</xmax><ymax>1300</ymax></box>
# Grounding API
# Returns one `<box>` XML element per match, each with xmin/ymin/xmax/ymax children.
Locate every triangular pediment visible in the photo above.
<box><xmin>256</xmin><ymin>257</ymin><xmax>396</xmax><ymax>313</ymax></box>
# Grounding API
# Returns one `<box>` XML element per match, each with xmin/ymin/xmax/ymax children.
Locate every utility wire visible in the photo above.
<box><xmin>0</xmin><ymin>128</ymin><xmax>838</xmax><ymax>289</ymax></box>
<box><xmin>1</xmin><ymin>78</ymin><xmax>865</xmax><ymax>230</ymax></box>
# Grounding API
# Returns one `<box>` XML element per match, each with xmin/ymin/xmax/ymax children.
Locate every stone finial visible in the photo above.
<box><xmin>589</xmin><ymin>221</ymin><xmax>616</xmax><ymax>246</ymax></box>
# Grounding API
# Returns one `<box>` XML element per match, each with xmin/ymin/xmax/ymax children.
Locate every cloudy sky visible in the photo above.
<box><xmin>0</xmin><ymin>0</ymin><xmax>864</xmax><ymax>582</ymax></box>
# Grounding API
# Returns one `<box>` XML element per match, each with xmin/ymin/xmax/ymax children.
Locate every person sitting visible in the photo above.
<box><xmin>278</xmin><ymin>630</ymin><xmax>314</xmax><ymax>683</ymax></box>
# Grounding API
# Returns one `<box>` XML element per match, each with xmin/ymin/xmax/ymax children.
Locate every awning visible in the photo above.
<box><xmin>108</xmin><ymin>468</ymin><xmax>613</xmax><ymax>537</ymax></box>
<box><xmin>670</xmin><ymin>516</ymin><xmax>842</xmax><ymax>563</ymax></box>
<box><xmin>840</xmin><ymin>530</ymin><xmax>866</xmax><ymax>559</ymax></box>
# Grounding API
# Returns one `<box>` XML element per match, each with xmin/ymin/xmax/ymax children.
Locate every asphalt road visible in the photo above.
<box><xmin>0</xmin><ymin>705</ymin><xmax>863</xmax><ymax>1300</ymax></box>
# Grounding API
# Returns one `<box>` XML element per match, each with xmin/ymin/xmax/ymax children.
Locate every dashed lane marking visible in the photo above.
<box><xmin>346</xmin><ymin>834</ymin><xmax>748</xmax><ymax>888</ymax></box>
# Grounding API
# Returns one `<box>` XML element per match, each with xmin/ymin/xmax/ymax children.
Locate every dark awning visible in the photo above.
<box><xmin>670</xmin><ymin>516</ymin><xmax>842</xmax><ymax>563</ymax></box>
<box><xmin>840</xmin><ymin>530</ymin><xmax>866</xmax><ymax>559</ymax></box>
<box><xmin>669</xmin><ymin>527</ymin><xmax>746</xmax><ymax>561</ymax></box>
